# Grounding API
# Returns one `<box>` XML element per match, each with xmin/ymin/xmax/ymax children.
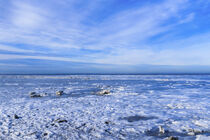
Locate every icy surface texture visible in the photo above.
<box><xmin>0</xmin><ymin>75</ymin><xmax>209</xmax><ymax>139</ymax></box>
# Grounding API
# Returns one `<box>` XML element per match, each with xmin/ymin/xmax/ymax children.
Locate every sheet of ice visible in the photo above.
<box><xmin>0</xmin><ymin>75</ymin><xmax>209</xmax><ymax>139</ymax></box>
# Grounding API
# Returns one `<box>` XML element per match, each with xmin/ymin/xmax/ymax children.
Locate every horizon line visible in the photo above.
<box><xmin>1</xmin><ymin>73</ymin><xmax>210</xmax><ymax>75</ymax></box>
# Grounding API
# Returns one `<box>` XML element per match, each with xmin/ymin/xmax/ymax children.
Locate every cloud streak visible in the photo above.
<box><xmin>0</xmin><ymin>0</ymin><xmax>210</xmax><ymax>72</ymax></box>
<box><xmin>0</xmin><ymin>44</ymin><xmax>37</xmax><ymax>53</ymax></box>
<box><xmin>0</xmin><ymin>0</ymin><xmax>190</xmax><ymax>50</ymax></box>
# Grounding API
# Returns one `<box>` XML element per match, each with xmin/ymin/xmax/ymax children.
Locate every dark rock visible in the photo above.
<box><xmin>51</xmin><ymin>123</ymin><xmax>58</xmax><ymax>127</ymax></box>
<box><xmin>54</xmin><ymin>118</ymin><xmax>67</xmax><ymax>123</ymax></box>
<box><xmin>14</xmin><ymin>114</ymin><xmax>20</xmax><ymax>119</ymax></box>
<box><xmin>29</xmin><ymin>92</ymin><xmax>41</xmax><ymax>98</ymax></box>
<box><xmin>97</xmin><ymin>90</ymin><xmax>110</xmax><ymax>95</ymax></box>
<box><xmin>58</xmin><ymin>120</ymin><xmax>67</xmax><ymax>123</ymax></box>
<box><xmin>26</xmin><ymin>131</ymin><xmax>37</xmax><ymax>136</ymax></box>
<box><xmin>120</xmin><ymin>115</ymin><xmax>156</xmax><ymax>122</ymax></box>
<box><xmin>105</xmin><ymin>121</ymin><xmax>110</xmax><ymax>125</ymax></box>
<box><xmin>105</xmin><ymin>129</ymin><xmax>112</xmax><ymax>134</ymax></box>
<box><xmin>165</xmin><ymin>136</ymin><xmax>179</xmax><ymax>140</ymax></box>
<box><xmin>76</xmin><ymin>123</ymin><xmax>86</xmax><ymax>129</ymax></box>
<box><xmin>29</xmin><ymin>92</ymin><xmax>47</xmax><ymax>98</ymax></box>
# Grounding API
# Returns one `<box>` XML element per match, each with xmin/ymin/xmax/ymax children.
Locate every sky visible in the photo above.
<box><xmin>0</xmin><ymin>0</ymin><xmax>210</xmax><ymax>74</ymax></box>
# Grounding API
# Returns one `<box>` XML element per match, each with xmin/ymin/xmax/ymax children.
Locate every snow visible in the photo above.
<box><xmin>196</xmin><ymin>135</ymin><xmax>210</xmax><ymax>140</ymax></box>
<box><xmin>0</xmin><ymin>75</ymin><xmax>210</xmax><ymax>139</ymax></box>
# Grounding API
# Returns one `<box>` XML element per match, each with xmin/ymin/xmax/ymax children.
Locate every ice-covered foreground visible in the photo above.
<box><xmin>0</xmin><ymin>75</ymin><xmax>210</xmax><ymax>140</ymax></box>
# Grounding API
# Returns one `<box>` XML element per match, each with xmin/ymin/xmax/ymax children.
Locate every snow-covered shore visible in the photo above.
<box><xmin>0</xmin><ymin>75</ymin><xmax>209</xmax><ymax>139</ymax></box>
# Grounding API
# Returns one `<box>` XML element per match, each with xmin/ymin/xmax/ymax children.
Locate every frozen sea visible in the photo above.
<box><xmin>0</xmin><ymin>75</ymin><xmax>209</xmax><ymax>140</ymax></box>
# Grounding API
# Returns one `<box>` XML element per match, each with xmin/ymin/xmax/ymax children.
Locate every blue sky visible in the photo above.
<box><xmin>0</xmin><ymin>0</ymin><xmax>210</xmax><ymax>74</ymax></box>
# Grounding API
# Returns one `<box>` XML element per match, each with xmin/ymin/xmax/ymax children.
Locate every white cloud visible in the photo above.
<box><xmin>10</xmin><ymin>1</ymin><xmax>47</xmax><ymax>29</ymax></box>
<box><xmin>178</xmin><ymin>13</ymin><xmax>195</xmax><ymax>24</ymax></box>
<box><xmin>0</xmin><ymin>54</ymin><xmax>90</xmax><ymax>63</ymax></box>
<box><xmin>0</xmin><ymin>63</ymin><xmax>27</xmax><ymax>67</ymax></box>
<box><xmin>1</xmin><ymin>32</ymin><xmax>210</xmax><ymax>66</ymax></box>
<box><xmin>96</xmin><ymin>0</ymin><xmax>188</xmax><ymax>42</ymax></box>
<box><xmin>1</xmin><ymin>0</ymin><xmax>209</xmax><ymax>66</ymax></box>
<box><xmin>0</xmin><ymin>44</ymin><xmax>37</xmax><ymax>53</ymax></box>
<box><xmin>83</xmin><ymin>33</ymin><xmax>210</xmax><ymax>65</ymax></box>
<box><xmin>0</xmin><ymin>0</ymin><xmax>189</xmax><ymax>50</ymax></box>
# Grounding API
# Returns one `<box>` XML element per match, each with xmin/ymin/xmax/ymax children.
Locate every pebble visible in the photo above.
<box><xmin>14</xmin><ymin>114</ymin><xmax>20</xmax><ymax>119</ymax></box>
<box><xmin>29</xmin><ymin>92</ymin><xmax>41</xmax><ymax>98</ymax></box>
<box><xmin>165</xmin><ymin>136</ymin><xmax>179</xmax><ymax>140</ymax></box>
<box><xmin>97</xmin><ymin>90</ymin><xmax>110</xmax><ymax>95</ymax></box>
<box><xmin>56</xmin><ymin>91</ymin><xmax>64</xmax><ymax>96</ymax></box>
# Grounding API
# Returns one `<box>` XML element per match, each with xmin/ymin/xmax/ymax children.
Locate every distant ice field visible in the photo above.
<box><xmin>0</xmin><ymin>75</ymin><xmax>209</xmax><ymax>139</ymax></box>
